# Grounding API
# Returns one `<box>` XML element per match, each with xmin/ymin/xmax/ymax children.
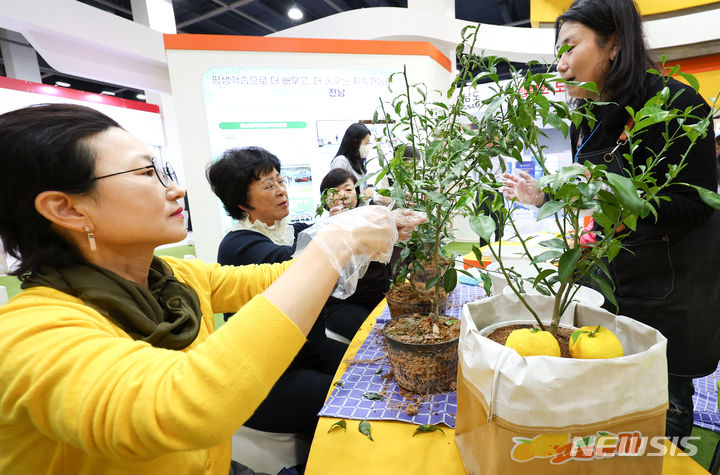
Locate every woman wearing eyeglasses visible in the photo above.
<box><xmin>0</xmin><ymin>104</ymin><xmax>422</xmax><ymax>474</ymax></box>
<box><xmin>502</xmin><ymin>0</ymin><xmax>720</xmax><ymax>446</ymax></box>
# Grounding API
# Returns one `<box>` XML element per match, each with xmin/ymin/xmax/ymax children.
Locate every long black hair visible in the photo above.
<box><xmin>334</xmin><ymin>123</ymin><xmax>370</xmax><ymax>175</ymax></box>
<box><xmin>0</xmin><ymin>104</ymin><xmax>120</xmax><ymax>276</ymax></box>
<box><xmin>556</xmin><ymin>0</ymin><xmax>654</xmax><ymax>109</ymax></box>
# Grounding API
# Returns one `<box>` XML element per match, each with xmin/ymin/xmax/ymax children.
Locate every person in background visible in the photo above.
<box><xmin>206</xmin><ymin>148</ymin><xmax>416</xmax><ymax>453</ymax></box>
<box><xmin>206</xmin><ymin>147</ymin><xmax>345</xmax><ymax>451</ymax></box>
<box><xmin>331</xmin><ymin>123</ymin><xmax>374</xmax><ymax>202</ymax></box>
<box><xmin>0</xmin><ymin>104</ymin><xmax>419</xmax><ymax>475</ymax></box>
<box><xmin>502</xmin><ymin>0</ymin><xmax>720</xmax><ymax>447</ymax></box>
<box><xmin>319</xmin><ymin>168</ymin><xmax>391</xmax><ymax>338</ymax></box>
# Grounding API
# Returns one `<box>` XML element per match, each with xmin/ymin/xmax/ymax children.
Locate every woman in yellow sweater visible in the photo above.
<box><xmin>0</xmin><ymin>104</ymin><xmax>422</xmax><ymax>475</ymax></box>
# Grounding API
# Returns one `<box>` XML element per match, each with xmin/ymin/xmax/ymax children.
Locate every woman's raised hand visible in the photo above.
<box><xmin>392</xmin><ymin>208</ymin><xmax>426</xmax><ymax>241</ymax></box>
<box><xmin>319</xmin><ymin>206</ymin><xmax>423</xmax><ymax>262</ymax></box>
<box><xmin>328</xmin><ymin>204</ymin><xmax>347</xmax><ymax>216</ymax></box>
<box><xmin>501</xmin><ymin>171</ymin><xmax>545</xmax><ymax>206</ymax></box>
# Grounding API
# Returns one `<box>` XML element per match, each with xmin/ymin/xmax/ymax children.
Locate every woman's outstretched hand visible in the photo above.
<box><xmin>318</xmin><ymin>206</ymin><xmax>425</xmax><ymax>261</ymax></box>
<box><xmin>392</xmin><ymin>208</ymin><xmax>426</xmax><ymax>241</ymax></box>
<box><xmin>501</xmin><ymin>171</ymin><xmax>545</xmax><ymax>206</ymax></box>
<box><xmin>266</xmin><ymin>206</ymin><xmax>425</xmax><ymax>335</ymax></box>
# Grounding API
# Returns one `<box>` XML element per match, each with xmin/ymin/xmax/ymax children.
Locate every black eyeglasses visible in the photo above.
<box><xmin>93</xmin><ymin>157</ymin><xmax>178</xmax><ymax>188</ymax></box>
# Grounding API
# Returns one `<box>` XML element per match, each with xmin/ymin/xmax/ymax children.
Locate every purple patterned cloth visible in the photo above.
<box><xmin>318</xmin><ymin>283</ymin><xmax>486</xmax><ymax>428</ymax></box>
<box><xmin>693</xmin><ymin>363</ymin><xmax>720</xmax><ymax>433</ymax></box>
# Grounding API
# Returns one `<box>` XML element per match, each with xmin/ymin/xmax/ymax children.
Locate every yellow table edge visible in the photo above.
<box><xmin>305</xmin><ymin>299</ymin><xmax>709</xmax><ymax>475</ymax></box>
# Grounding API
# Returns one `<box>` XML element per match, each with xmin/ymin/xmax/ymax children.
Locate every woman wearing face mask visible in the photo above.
<box><xmin>330</xmin><ymin>123</ymin><xmax>375</xmax><ymax>201</ymax></box>
<box><xmin>502</xmin><ymin>0</ymin><xmax>720</xmax><ymax>446</ymax></box>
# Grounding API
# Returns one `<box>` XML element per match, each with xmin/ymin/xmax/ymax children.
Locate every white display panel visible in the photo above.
<box><xmin>201</xmin><ymin>66</ymin><xmax>394</xmax><ymax>231</ymax></box>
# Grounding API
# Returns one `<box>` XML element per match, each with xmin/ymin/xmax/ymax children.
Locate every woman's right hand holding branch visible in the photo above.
<box><xmin>501</xmin><ymin>171</ymin><xmax>545</xmax><ymax>206</ymax></box>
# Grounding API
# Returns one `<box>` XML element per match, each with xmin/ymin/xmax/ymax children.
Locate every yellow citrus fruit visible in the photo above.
<box><xmin>505</xmin><ymin>328</ymin><xmax>560</xmax><ymax>357</ymax></box>
<box><xmin>528</xmin><ymin>434</ymin><xmax>570</xmax><ymax>457</ymax></box>
<box><xmin>569</xmin><ymin>325</ymin><xmax>623</xmax><ymax>359</ymax></box>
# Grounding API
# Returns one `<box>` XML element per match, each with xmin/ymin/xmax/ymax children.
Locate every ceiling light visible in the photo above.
<box><xmin>54</xmin><ymin>81</ymin><xmax>71</xmax><ymax>88</ymax></box>
<box><xmin>288</xmin><ymin>6</ymin><xmax>303</xmax><ymax>20</ymax></box>
<box><xmin>100</xmin><ymin>91</ymin><xmax>116</xmax><ymax>96</ymax></box>
<box><xmin>136</xmin><ymin>93</ymin><xmax>146</xmax><ymax>100</ymax></box>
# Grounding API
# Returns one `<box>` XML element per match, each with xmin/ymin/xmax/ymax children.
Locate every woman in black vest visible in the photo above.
<box><xmin>502</xmin><ymin>0</ymin><xmax>720</xmax><ymax>446</ymax></box>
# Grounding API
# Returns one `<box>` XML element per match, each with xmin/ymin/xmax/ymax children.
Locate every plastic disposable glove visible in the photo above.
<box><xmin>295</xmin><ymin>206</ymin><xmax>425</xmax><ymax>298</ymax></box>
<box><xmin>501</xmin><ymin>171</ymin><xmax>545</xmax><ymax>206</ymax></box>
<box><xmin>392</xmin><ymin>208</ymin><xmax>427</xmax><ymax>242</ymax></box>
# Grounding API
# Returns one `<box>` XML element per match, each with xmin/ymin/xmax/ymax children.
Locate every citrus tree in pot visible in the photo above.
<box><xmin>452</xmin><ymin>32</ymin><xmax>720</xmax><ymax>473</ymax></box>
<box><xmin>373</xmin><ymin>27</ymin><xmax>510</xmax><ymax>394</ymax></box>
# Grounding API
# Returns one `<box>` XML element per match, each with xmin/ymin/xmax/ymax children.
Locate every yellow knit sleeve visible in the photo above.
<box><xmin>0</xmin><ymin>286</ymin><xmax>305</xmax><ymax>461</ymax></box>
<box><xmin>161</xmin><ymin>256</ymin><xmax>292</xmax><ymax>315</ymax></box>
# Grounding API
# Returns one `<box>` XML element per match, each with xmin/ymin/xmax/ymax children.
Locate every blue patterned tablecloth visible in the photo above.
<box><xmin>318</xmin><ymin>283</ymin><xmax>486</xmax><ymax>429</ymax></box>
<box><xmin>693</xmin><ymin>363</ymin><xmax>720</xmax><ymax>433</ymax></box>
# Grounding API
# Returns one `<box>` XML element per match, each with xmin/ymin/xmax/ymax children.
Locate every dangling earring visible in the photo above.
<box><xmin>83</xmin><ymin>226</ymin><xmax>97</xmax><ymax>251</ymax></box>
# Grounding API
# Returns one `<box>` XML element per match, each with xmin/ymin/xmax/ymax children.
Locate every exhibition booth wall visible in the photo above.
<box><xmin>164</xmin><ymin>35</ymin><xmax>454</xmax><ymax>262</ymax></box>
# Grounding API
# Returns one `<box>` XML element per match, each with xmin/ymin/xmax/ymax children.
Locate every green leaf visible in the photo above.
<box><xmin>375</xmin><ymin>368</ymin><xmax>383</xmax><ymax>374</ymax></box>
<box><xmin>591</xmin><ymin>274</ymin><xmax>618</xmax><ymax>311</ymax></box>
<box><xmin>483</xmin><ymin>96</ymin><xmax>504</xmax><ymax>122</ymax></box>
<box><xmin>413</xmin><ymin>424</ymin><xmax>446</xmax><ymax>436</ymax></box>
<box><xmin>577</xmin><ymin>181</ymin><xmax>602</xmax><ymax>200</ymax></box>
<box><xmin>471</xmin><ymin>245</ymin><xmax>484</xmax><ymax>265</ymax></box>
<box><xmin>593</xmin><ymin>212</ymin><xmax>613</xmax><ymax>230</ymax></box>
<box><xmin>333</xmin><ymin>381</ymin><xmax>344</xmax><ymax>388</ymax></box>
<box><xmin>570</xmin><ymin>329</ymin><xmax>588</xmax><ymax>344</ymax></box>
<box><xmin>557</xmin><ymin>248</ymin><xmax>582</xmax><ymax>282</ymax></box>
<box><xmin>576</xmin><ymin>81</ymin><xmax>598</xmax><ymax>95</ymax></box>
<box><xmin>362</xmin><ymin>392</ymin><xmax>385</xmax><ymax>401</ymax></box>
<box><xmin>425</xmin><ymin>275</ymin><xmax>441</xmax><ymax>291</ymax></box>
<box><xmin>530</xmin><ymin>250</ymin><xmax>562</xmax><ymax>264</ymax></box>
<box><xmin>443</xmin><ymin>267</ymin><xmax>458</xmax><ymax>293</ymax></box>
<box><xmin>481</xmin><ymin>271</ymin><xmax>492</xmax><ymax>296</ymax></box>
<box><xmin>533</xmin><ymin>268</ymin><xmax>556</xmax><ymax>287</ymax></box>
<box><xmin>677</xmin><ymin>72</ymin><xmax>700</xmax><ymax>92</ymax></box>
<box><xmin>328</xmin><ymin>420</ymin><xmax>347</xmax><ymax>433</ymax></box>
<box><xmin>469</xmin><ymin>215</ymin><xmax>497</xmax><ymax>242</ymax></box>
<box><xmin>427</xmin><ymin>191</ymin><xmax>450</xmax><ymax>207</ymax></box>
<box><xmin>551</xmin><ymin>164</ymin><xmax>586</xmax><ymax>190</ymax></box>
<box><xmin>537</xmin><ymin>200</ymin><xmax>566</xmax><ymax>220</ymax></box>
<box><xmin>539</xmin><ymin>238</ymin><xmax>566</xmax><ymax>249</ymax></box>
<box><xmin>598</xmin><ymin>201</ymin><xmax>620</xmax><ymax>224</ymax></box>
<box><xmin>606</xmin><ymin>173</ymin><xmax>645</xmax><ymax>215</ymax></box>
<box><xmin>359</xmin><ymin>420</ymin><xmax>374</xmax><ymax>441</ymax></box>
<box><xmin>444</xmin><ymin>319</ymin><xmax>457</xmax><ymax>326</ymax></box>
<box><xmin>685</xmin><ymin>184</ymin><xmax>720</xmax><ymax>210</ymax></box>
<box><xmin>624</xmin><ymin>215</ymin><xmax>638</xmax><ymax>231</ymax></box>
<box><xmin>606</xmin><ymin>241</ymin><xmax>622</xmax><ymax>261</ymax></box>
<box><xmin>533</xmin><ymin>284</ymin><xmax>551</xmax><ymax>296</ymax></box>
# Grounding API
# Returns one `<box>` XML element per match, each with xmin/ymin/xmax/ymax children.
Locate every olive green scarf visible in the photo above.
<box><xmin>22</xmin><ymin>257</ymin><xmax>202</xmax><ymax>350</ymax></box>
